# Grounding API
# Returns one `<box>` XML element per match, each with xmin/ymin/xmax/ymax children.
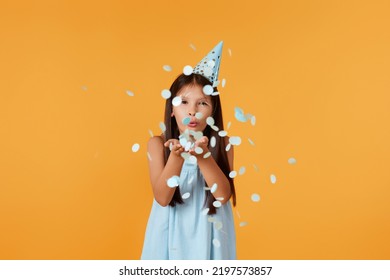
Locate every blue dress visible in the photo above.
<box><xmin>141</xmin><ymin>159</ymin><xmax>236</xmax><ymax>260</ymax></box>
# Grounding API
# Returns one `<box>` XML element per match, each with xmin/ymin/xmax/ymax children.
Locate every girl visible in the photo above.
<box><xmin>141</xmin><ymin>42</ymin><xmax>236</xmax><ymax>260</ymax></box>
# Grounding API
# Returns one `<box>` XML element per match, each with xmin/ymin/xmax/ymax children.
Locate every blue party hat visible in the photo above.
<box><xmin>193</xmin><ymin>41</ymin><xmax>223</xmax><ymax>84</ymax></box>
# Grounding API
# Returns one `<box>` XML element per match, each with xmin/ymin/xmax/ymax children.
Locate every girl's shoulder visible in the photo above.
<box><xmin>148</xmin><ymin>134</ymin><xmax>165</xmax><ymax>148</ymax></box>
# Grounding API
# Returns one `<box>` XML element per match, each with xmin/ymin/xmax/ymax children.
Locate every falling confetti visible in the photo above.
<box><xmin>210</xmin><ymin>183</ymin><xmax>218</xmax><ymax>193</ymax></box>
<box><xmin>229</xmin><ymin>136</ymin><xmax>241</xmax><ymax>146</ymax></box>
<box><xmin>270</xmin><ymin>174</ymin><xmax>277</xmax><ymax>184</ymax></box>
<box><xmin>189</xmin><ymin>43</ymin><xmax>196</xmax><ymax>51</ymax></box>
<box><xmin>288</xmin><ymin>157</ymin><xmax>297</xmax><ymax>164</ymax></box>
<box><xmin>225</xmin><ymin>143</ymin><xmax>231</xmax><ymax>151</ymax></box>
<box><xmin>210</xmin><ymin>136</ymin><xmax>216</xmax><ymax>148</ymax></box>
<box><xmin>182</xmin><ymin>117</ymin><xmax>191</xmax><ymax>125</ymax></box>
<box><xmin>211</xmin><ymin>91</ymin><xmax>220</xmax><ymax>96</ymax></box>
<box><xmin>214</xmin><ymin>221</ymin><xmax>223</xmax><ymax>230</ymax></box>
<box><xmin>218</xmin><ymin>130</ymin><xmax>228</xmax><ymax>137</ymax></box>
<box><xmin>213</xmin><ymin>80</ymin><xmax>220</xmax><ymax>87</ymax></box>
<box><xmin>203</xmin><ymin>85</ymin><xmax>213</xmax><ymax>95</ymax></box>
<box><xmin>132</xmin><ymin>143</ymin><xmax>140</xmax><ymax>153</ymax></box>
<box><xmin>172</xmin><ymin>96</ymin><xmax>182</xmax><ymax>107</ymax></box>
<box><xmin>213</xmin><ymin>201</ymin><xmax>222</xmax><ymax>208</ymax></box>
<box><xmin>251</xmin><ymin>116</ymin><xmax>256</xmax><ymax>126</ymax></box>
<box><xmin>239</xmin><ymin>221</ymin><xmax>248</xmax><ymax>227</ymax></box>
<box><xmin>213</xmin><ymin>238</ymin><xmax>221</xmax><ymax>248</ymax></box>
<box><xmin>163</xmin><ymin>65</ymin><xmax>172</xmax><ymax>72</ymax></box>
<box><xmin>182</xmin><ymin>192</ymin><xmax>191</xmax><ymax>199</ymax></box>
<box><xmin>195</xmin><ymin>112</ymin><xmax>203</xmax><ymax>119</ymax></box>
<box><xmin>167</xmin><ymin>176</ymin><xmax>180</xmax><ymax>188</ymax></box>
<box><xmin>188</xmin><ymin>155</ymin><xmax>197</xmax><ymax>164</ymax></box>
<box><xmin>222</xmin><ymin>78</ymin><xmax>226</xmax><ymax>88</ymax></box>
<box><xmin>148</xmin><ymin>129</ymin><xmax>154</xmax><ymax>137</ymax></box>
<box><xmin>147</xmin><ymin>152</ymin><xmax>152</xmax><ymax>161</ymax></box>
<box><xmin>161</xmin><ymin>89</ymin><xmax>171</xmax><ymax>99</ymax></box>
<box><xmin>203</xmin><ymin>152</ymin><xmax>211</xmax><ymax>158</ymax></box>
<box><xmin>159</xmin><ymin>122</ymin><xmax>166</xmax><ymax>133</ymax></box>
<box><xmin>206</xmin><ymin>117</ymin><xmax>215</xmax><ymax>126</ymax></box>
<box><xmin>239</xmin><ymin>166</ymin><xmax>246</xmax><ymax>175</ymax></box>
<box><xmin>248</xmin><ymin>138</ymin><xmax>255</xmax><ymax>146</ymax></box>
<box><xmin>251</xmin><ymin>193</ymin><xmax>260</xmax><ymax>202</ymax></box>
<box><xmin>126</xmin><ymin>90</ymin><xmax>134</xmax><ymax>97</ymax></box>
<box><xmin>234</xmin><ymin>107</ymin><xmax>247</xmax><ymax>122</ymax></box>
<box><xmin>195</xmin><ymin>147</ymin><xmax>203</xmax><ymax>154</ymax></box>
<box><xmin>183</xmin><ymin>65</ymin><xmax>193</xmax><ymax>75</ymax></box>
<box><xmin>202</xmin><ymin>208</ymin><xmax>209</xmax><ymax>215</ymax></box>
<box><xmin>229</xmin><ymin>171</ymin><xmax>237</xmax><ymax>178</ymax></box>
<box><xmin>227</xmin><ymin>121</ymin><xmax>232</xmax><ymax>129</ymax></box>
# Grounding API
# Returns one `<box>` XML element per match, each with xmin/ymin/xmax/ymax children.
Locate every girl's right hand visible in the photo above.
<box><xmin>164</xmin><ymin>139</ymin><xmax>184</xmax><ymax>157</ymax></box>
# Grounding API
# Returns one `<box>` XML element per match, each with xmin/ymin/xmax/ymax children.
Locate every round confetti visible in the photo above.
<box><xmin>225</xmin><ymin>143</ymin><xmax>231</xmax><ymax>151</ymax></box>
<box><xmin>218</xmin><ymin>130</ymin><xmax>228</xmax><ymax>137</ymax></box>
<box><xmin>216</xmin><ymin>197</ymin><xmax>224</xmax><ymax>201</ymax></box>
<box><xmin>182</xmin><ymin>117</ymin><xmax>191</xmax><ymax>125</ymax></box>
<box><xmin>210</xmin><ymin>183</ymin><xmax>218</xmax><ymax>193</ymax></box>
<box><xmin>229</xmin><ymin>171</ymin><xmax>237</xmax><ymax>178</ymax></box>
<box><xmin>288</xmin><ymin>157</ymin><xmax>297</xmax><ymax>164</ymax></box>
<box><xmin>213</xmin><ymin>201</ymin><xmax>222</xmax><ymax>208</ymax></box>
<box><xmin>148</xmin><ymin>129</ymin><xmax>154</xmax><ymax>137</ymax></box>
<box><xmin>203</xmin><ymin>152</ymin><xmax>211</xmax><ymax>158</ymax></box>
<box><xmin>188</xmin><ymin>155</ymin><xmax>197</xmax><ymax>164</ymax></box>
<box><xmin>211</xmin><ymin>125</ymin><xmax>219</xmax><ymax>132</ymax></box>
<box><xmin>195</xmin><ymin>112</ymin><xmax>203</xmax><ymax>119</ymax></box>
<box><xmin>239</xmin><ymin>166</ymin><xmax>246</xmax><ymax>175</ymax></box>
<box><xmin>251</xmin><ymin>116</ymin><xmax>256</xmax><ymax>126</ymax></box>
<box><xmin>161</xmin><ymin>89</ymin><xmax>171</xmax><ymax>99</ymax></box>
<box><xmin>189</xmin><ymin>43</ymin><xmax>196</xmax><ymax>51</ymax></box>
<box><xmin>163</xmin><ymin>65</ymin><xmax>172</xmax><ymax>72</ymax></box>
<box><xmin>195</xmin><ymin>147</ymin><xmax>203</xmax><ymax>154</ymax></box>
<box><xmin>167</xmin><ymin>176</ymin><xmax>180</xmax><ymax>188</ymax></box>
<box><xmin>229</xmin><ymin>136</ymin><xmax>241</xmax><ymax>146</ymax></box>
<box><xmin>239</xmin><ymin>221</ymin><xmax>248</xmax><ymax>227</ymax></box>
<box><xmin>126</xmin><ymin>90</ymin><xmax>134</xmax><ymax>97</ymax></box>
<box><xmin>222</xmin><ymin>78</ymin><xmax>226</xmax><ymax>88</ymax></box>
<box><xmin>213</xmin><ymin>238</ymin><xmax>221</xmax><ymax>248</ymax></box>
<box><xmin>208</xmin><ymin>217</ymin><xmax>215</xmax><ymax>223</ymax></box>
<box><xmin>211</xmin><ymin>91</ymin><xmax>220</xmax><ymax>96</ymax></box>
<box><xmin>172</xmin><ymin>96</ymin><xmax>182</xmax><ymax>106</ymax></box>
<box><xmin>203</xmin><ymin>85</ymin><xmax>213</xmax><ymax>95</ymax></box>
<box><xmin>159</xmin><ymin>122</ymin><xmax>166</xmax><ymax>133</ymax></box>
<box><xmin>183</xmin><ymin>65</ymin><xmax>193</xmax><ymax>75</ymax></box>
<box><xmin>251</xmin><ymin>193</ymin><xmax>260</xmax><ymax>202</ymax></box>
<box><xmin>182</xmin><ymin>192</ymin><xmax>191</xmax><ymax>199</ymax></box>
<box><xmin>210</xmin><ymin>136</ymin><xmax>216</xmax><ymax>147</ymax></box>
<box><xmin>132</xmin><ymin>143</ymin><xmax>140</xmax><ymax>152</ymax></box>
<box><xmin>234</xmin><ymin>107</ymin><xmax>247</xmax><ymax>122</ymax></box>
<box><xmin>206</xmin><ymin>117</ymin><xmax>215</xmax><ymax>126</ymax></box>
<box><xmin>181</xmin><ymin>152</ymin><xmax>190</xmax><ymax>160</ymax></box>
<box><xmin>270</xmin><ymin>174</ymin><xmax>277</xmax><ymax>184</ymax></box>
<box><xmin>227</xmin><ymin>121</ymin><xmax>232</xmax><ymax>129</ymax></box>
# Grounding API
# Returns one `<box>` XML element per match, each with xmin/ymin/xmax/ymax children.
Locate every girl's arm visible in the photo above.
<box><xmin>195</xmin><ymin>136</ymin><xmax>233</xmax><ymax>205</ymax></box>
<box><xmin>147</xmin><ymin>136</ymin><xmax>184</xmax><ymax>207</ymax></box>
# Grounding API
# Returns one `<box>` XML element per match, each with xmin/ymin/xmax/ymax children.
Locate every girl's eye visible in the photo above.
<box><xmin>199</xmin><ymin>101</ymin><xmax>209</xmax><ymax>106</ymax></box>
<box><xmin>181</xmin><ymin>100</ymin><xmax>188</xmax><ymax>104</ymax></box>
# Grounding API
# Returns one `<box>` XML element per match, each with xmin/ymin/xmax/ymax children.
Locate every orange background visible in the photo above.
<box><xmin>1</xmin><ymin>0</ymin><xmax>389</xmax><ymax>259</ymax></box>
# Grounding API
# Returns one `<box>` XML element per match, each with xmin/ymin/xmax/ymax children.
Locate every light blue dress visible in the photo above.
<box><xmin>141</xmin><ymin>159</ymin><xmax>236</xmax><ymax>260</ymax></box>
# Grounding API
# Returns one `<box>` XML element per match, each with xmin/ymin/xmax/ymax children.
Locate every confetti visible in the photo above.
<box><xmin>208</xmin><ymin>217</ymin><xmax>216</xmax><ymax>223</ymax></box>
<box><xmin>183</xmin><ymin>65</ymin><xmax>193</xmax><ymax>75</ymax></box>
<box><xmin>288</xmin><ymin>157</ymin><xmax>297</xmax><ymax>164</ymax></box>
<box><xmin>218</xmin><ymin>130</ymin><xmax>228</xmax><ymax>137</ymax></box>
<box><xmin>251</xmin><ymin>193</ymin><xmax>260</xmax><ymax>202</ymax></box>
<box><xmin>239</xmin><ymin>166</ymin><xmax>246</xmax><ymax>175</ymax></box>
<box><xmin>202</xmin><ymin>208</ymin><xmax>209</xmax><ymax>215</ymax></box>
<box><xmin>182</xmin><ymin>192</ymin><xmax>191</xmax><ymax>199</ymax></box>
<box><xmin>132</xmin><ymin>143</ymin><xmax>140</xmax><ymax>153</ymax></box>
<box><xmin>172</xmin><ymin>96</ymin><xmax>182</xmax><ymax>106</ymax></box>
<box><xmin>167</xmin><ymin>176</ymin><xmax>180</xmax><ymax>188</ymax></box>
<box><xmin>181</xmin><ymin>152</ymin><xmax>190</xmax><ymax>160</ymax></box>
<box><xmin>214</xmin><ymin>221</ymin><xmax>223</xmax><ymax>230</ymax></box>
<box><xmin>203</xmin><ymin>152</ymin><xmax>211</xmax><ymax>158</ymax></box>
<box><xmin>189</xmin><ymin>43</ymin><xmax>196</xmax><ymax>51</ymax></box>
<box><xmin>188</xmin><ymin>155</ymin><xmax>197</xmax><ymax>164</ymax></box>
<box><xmin>148</xmin><ymin>129</ymin><xmax>154</xmax><ymax>137</ymax></box>
<box><xmin>210</xmin><ymin>183</ymin><xmax>218</xmax><ymax>193</ymax></box>
<box><xmin>210</xmin><ymin>136</ymin><xmax>216</xmax><ymax>147</ymax></box>
<box><xmin>213</xmin><ymin>238</ymin><xmax>221</xmax><ymax>248</ymax></box>
<box><xmin>248</xmin><ymin>138</ymin><xmax>255</xmax><ymax>146</ymax></box>
<box><xmin>182</xmin><ymin>117</ymin><xmax>191</xmax><ymax>125</ymax></box>
<box><xmin>227</xmin><ymin>121</ymin><xmax>232</xmax><ymax>129</ymax></box>
<box><xmin>213</xmin><ymin>201</ymin><xmax>222</xmax><ymax>208</ymax></box>
<box><xmin>159</xmin><ymin>122</ymin><xmax>166</xmax><ymax>133</ymax></box>
<box><xmin>206</xmin><ymin>117</ymin><xmax>215</xmax><ymax>126</ymax></box>
<box><xmin>229</xmin><ymin>136</ymin><xmax>241</xmax><ymax>146</ymax></box>
<box><xmin>234</xmin><ymin>107</ymin><xmax>247</xmax><ymax>122</ymax></box>
<box><xmin>216</xmin><ymin>197</ymin><xmax>224</xmax><ymax>201</ymax></box>
<box><xmin>195</xmin><ymin>112</ymin><xmax>203</xmax><ymax>119</ymax></box>
<box><xmin>161</xmin><ymin>89</ymin><xmax>171</xmax><ymax>99</ymax></box>
<box><xmin>222</xmin><ymin>78</ymin><xmax>226</xmax><ymax>88</ymax></box>
<box><xmin>211</xmin><ymin>125</ymin><xmax>219</xmax><ymax>132</ymax></box>
<box><xmin>163</xmin><ymin>65</ymin><xmax>172</xmax><ymax>72</ymax></box>
<box><xmin>211</xmin><ymin>91</ymin><xmax>220</xmax><ymax>96</ymax></box>
<box><xmin>270</xmin><ymin>174</ymin><xmax>277</xmax><ymax>184</ymax></box>
<box><xmin>147</xmin><ymin>152</ymin><xmax>152</xmax><ymax>161</ymax></box>
<box><xmin>225</xmin><ymin>143</ymin><xmax>231</xmax><ymax>151</ymax></box>
<box><xmin>239</xmin><ymin>221</ymin><xmax>248</xmax><ymax>227</ymax></box>
<box><xmin>203</xmin><ymin>85</ymin><xmax>213</xmax><ymax>95</ymax></box>
<box><xmin>251</xmin><ymin>116</ymin><xmax>256</xmax><ymax>126</ymax></box>
<box><xmin>229</xmin><ymin>171</ymin><xmax>237</xmax><ymax>178</ymax></box>
<box><xmin>126</xmin><ymin>90</ymin><xmax>134</xmax><ymax>97</ymax></box>
<box><xmin>195</xmin><ymin>147</ymin><xmax>203</xmax><ymax>154</ymax></box>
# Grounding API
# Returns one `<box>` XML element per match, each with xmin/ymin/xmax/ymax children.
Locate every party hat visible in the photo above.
<box><xmin>193</xmin><ymin>41</ymin><xmax>223</xmax><ymax>84</ymax></box>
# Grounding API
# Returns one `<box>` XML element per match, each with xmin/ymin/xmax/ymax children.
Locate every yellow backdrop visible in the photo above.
<box><xmin>1</xmin><ymin>0</ymin><xmax>389</xmax><ymax>259</ymax></box>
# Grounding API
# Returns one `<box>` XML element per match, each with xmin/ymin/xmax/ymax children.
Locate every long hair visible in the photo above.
<box><xmin>163</xmin><ymin>73</ymin><xmax>236</xmax><ymax>215</ymax></box>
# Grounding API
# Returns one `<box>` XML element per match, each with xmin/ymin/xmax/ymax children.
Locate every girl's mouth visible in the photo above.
<box><xmin>188</xmin><ymin>122</ymin><xmax>198</xmax><ymax>128</ymax></box>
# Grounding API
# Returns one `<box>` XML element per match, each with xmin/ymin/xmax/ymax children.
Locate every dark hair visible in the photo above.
<box><xmin>163</xmin><ymin>73</ymin><xmax>236</xmax><ymax>215</ymax></box>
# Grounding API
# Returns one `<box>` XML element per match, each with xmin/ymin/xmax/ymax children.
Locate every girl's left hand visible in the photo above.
<box><xmin>188</xmin><ymin>136</ymin><xmax>209</xmax><ymax>156</ymax></box>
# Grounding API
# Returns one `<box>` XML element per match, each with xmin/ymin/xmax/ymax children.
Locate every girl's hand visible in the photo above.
<box><xmin>164</xmin><ymin>139</ymin><xmax>184</xmax><ymax>157</ymax></box>
<box><xmin>189</xmin><ymin>136</ymin><xmax>209</xmax><ymax>156</ymax></box>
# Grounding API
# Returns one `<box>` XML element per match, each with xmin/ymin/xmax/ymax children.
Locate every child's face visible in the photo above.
<box><xmin>172</xmin><ymin>84</ymin><xmax>213</xmax><ymax>134</ymax></box>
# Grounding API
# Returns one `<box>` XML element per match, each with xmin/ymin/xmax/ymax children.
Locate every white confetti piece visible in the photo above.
<box><xmin>213</xmin><ymin>238</ymin><xmax>221</xmax><ymax>248</ymax></box>
<box><xmin>218</xmin><ymin>130</ymin><xmax>228</xmax><ymax>137</ymax></box>
<box><xmin>182</xmin><ymin>117</ymin><xmax>191</xmax><ymax>125</ymax></box>
<box><xmin>126</xmin><ymin>90</ymin><xmax>134</xmax><ymax>96</ymax></box>
<box><xmin>132</xmin><ymin>143</ymin><xmax>140</xmax><ymax>152</ymax></box>
<box><xmin>189</xmin><ymin>43</ymin><xmax>196</xmax><ymax>51</ymax></box>
<box><xmin>182</xmin><ymin>192</ymin><xmax>191</xmax><ymax>199</ymax></box>
<box><xmin>270</xmin><ymin>174</ymin><xmax>277</xmax><ymax>184</ymax></box>
<box><xmin>214</xmin><ymin>221</ymin><xmax>223</xmax><ymax>230</ymax></box>
<box><xmin>183</xmin><ymin>65</ymin><xmax>193</xmax><ymax>75</ymax></box>
<box><xmin>203</xmin><ymin>152</ymin><xmax>211</xmax><ymax>158</ymax></box>
<box><xmin>222</xmin><ymin>78</ymin><xmax>226</xmax><ymax>88</ymax></box>
<box><xmin>251</xmin><ymin>116</ymin><xmax>256</xmax><ymax>126</ymax></box>
<box><xmin>188</xmin><ymin>155</ymin><xmax>197</xmax><ymax>164</ymax></box>
<box><xmin>216</xmin><ymin>197</ymin><xmax>224</xmax><ymax>201</ymax></box>
<box><xmin>210</xmin><ymin>183</ymin><xmax>218</xmax><ymax>193</ymax></box>
<box><xmin>239</xmin><ymin>166</ymin><xmax>246</xmax><ymax>175</ymax></box>
<box><xmin>251</xmin><ymin>193</ymin><xmax>260</xmax><ymax>202</ymax></box>
<box><xmin>234</xmin><ymin>107</ymin><xmax>247</xmax><ymax>122</ymax></box>
<box><xmin>227</xmin><ymin>121</ymin><xmax>231</xmax><ymax>129</ymax></box>
<box><xmin>211</xmin><ymin>125</ymin><xmax>219</xmax><ymax>132</ymax></box>
<box><xmin>210</xmin><ymin>136</ymin><xmax>216</xmax><ymax>147</ymax></box>
<box><xmin>229</xmin><ymin>136</ymin><xmax>241</xmax><ymax>146</ymax></box>
<box><xmin>147</xmin><ymin>152</ymin><xmax>152</xmax><ymax>161</ymax></box>
<box><xmin>225</xmin><ymin>143</ymin><xmax>231</xmax><ymax>151</ymax></box>
<box><xmin>195</xmin><ymin>112</ymin><xmax>203</xmax><ymax>119</ymax></box>
<box><xmin>161</xmin><ymin>89</ymin><xmax>171</xmax><ymax>99</ymax></box>
<box><xmin>203</xmin><ymin>85</ymin><xmax>213</xmax><ymax>95</ymax></box>
<box><xmin>172</xmin><ymin>96</ymin><xmax>182</xmax><ymax>106</ymax></box>
<box><xmin>195</xmin><ymin>147</ymin><xmax>203</xmax><ymax>154</ymax></box>
<box><xmin>148</xmin><ymin>129</ymin><xmax>154</xmax><ymax>137</ymax></box>
<box><xmin>163</xmin><ymin>65</ymin><xmax>172</xmax><ymax>72</ymax></box>
<box><xmin>208</xmin><ymin>217</ymin><xmax>216</xmax><ymax>223</ymax></box>
<box><xmin>229</xmin><ymin>170</ymin><xmax>237</xmax><ymax>178</ymax></box>
<box><xmin>248</xmin><ymin>138</ymin><xmax>255</xmax><ymax>146</ymax></box>
<box><xmin>211</xmin><ymin>91</ymin><xmax>220</xmax><ymax>96</ymax></box>
<box><xmin>167</xmin><ymin>176</ymin><xmax>180</xmax><ymax>188</ymax></box>
<box><xmin>235</xmin><ymin>209</ymin><xmax>241</xmax><ymax>219</ymax></box>
<box><xmin>206</xmin><ymin>117</ymin><xmax>215</xmax><ymax>126</ymax></box>
<box><xmin>202</xmin><ymin>208</ymin><xmax>209</xmax><ymax>215</ymax></box>
<box><xmin>213</xmin><ymin>201</ymin><xmax>222</xmax><ymax>208</ymax></box>
<box><xmin>288</xmin><ymin>157</ymin><xmax>297</xmax><ymax>164</ymax></box>
<box><xmin>159</xmin><ymin>122</ymin><xmax>166</xmax><ymax>133</ymax></box>
<box><xmin>239</xmin><ymin>221</ymin><xmax>248</xmax><ymax>227</ymax></box>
